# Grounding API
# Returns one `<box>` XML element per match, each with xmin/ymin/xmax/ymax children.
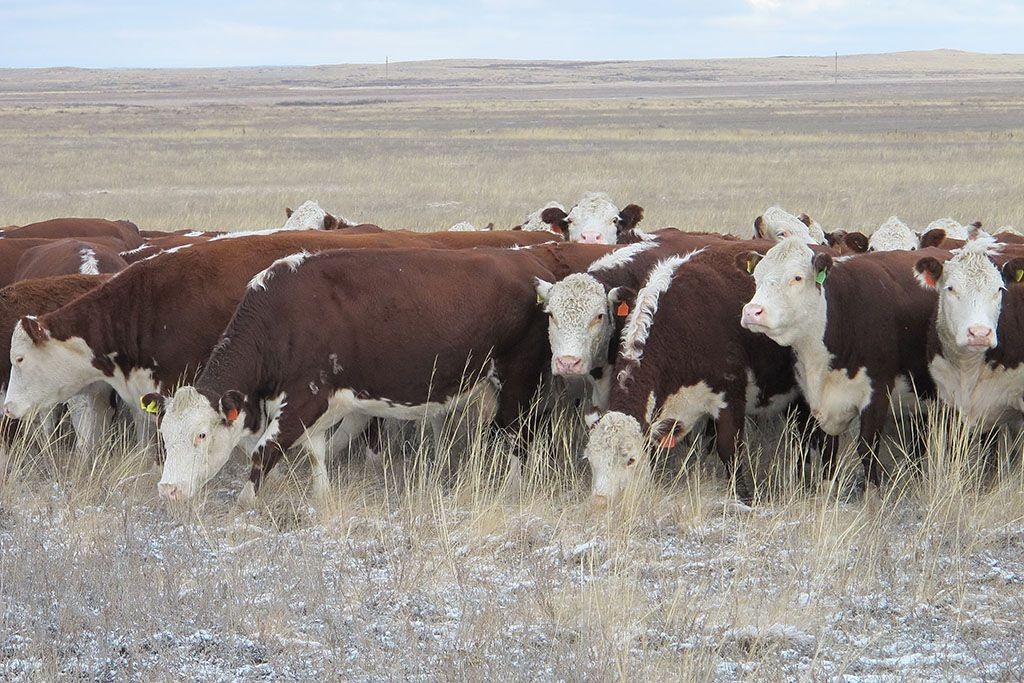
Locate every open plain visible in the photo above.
<box><xmin>1</xmin><ymin>51</ymin><xmax>1024</xmax><ymax>681</ymax></box>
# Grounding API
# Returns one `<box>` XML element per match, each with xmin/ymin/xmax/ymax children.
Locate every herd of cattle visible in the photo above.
<box><xmin>1</xmin><ymin>194</ymin><xmax>1022</xmax><ymax>507</ymax></box>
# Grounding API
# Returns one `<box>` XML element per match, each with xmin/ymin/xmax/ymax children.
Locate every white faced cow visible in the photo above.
<box><xmin>541</xmin><ymin>193</ymin><xmax>644</xmax><ymax>245</ymax></box>
<box><xmin>868</xmin><ymin>216</ymin><xmax>920</xmax><ymax>252</ymax></box>
<box><xmin>915</xmin><ymin>237</ymin><xmax>1024</xmax><ymax>428</ymax></box>
<box><xmin>515</xmin><ymin>202</ymin><xmax>567</xmax><ymax>235</ymax></box>
<box><xmin>282</xmin><ymin>200</ymin><xmax>352</xmax><ymax>231</ymax></box>
<box><xmin>753</xmin><ymin>207</ymin><xmax>823</xmax><ymax>245</ymax></box>
<box><xmin>738</xmin><ymin>238</ymin><xmax>940</xmax><ymax>489</ymax></box>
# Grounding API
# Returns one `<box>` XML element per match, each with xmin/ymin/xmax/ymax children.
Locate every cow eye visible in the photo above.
<box><xmin>14</xmin><ymin>356</ymin><xmax>23</xmax><ymax>364</ymax></box>
<box><xmin>595</xmin><ymin>313</ymin><xmax>604</xmax><ymax>321</ymax></box>
<box><xmin>197</xmin><ymin>432</ymin><xmax>207</xmax><ymax>441</ymax></box>
<box><xmin>626</xmin><ymin>457</ymin><xmax>637</xmax><ymax>467</ymax></box>
<box><xmin>793</xmin><ymin>275</ymin><xmax>803</xmax><ymax>283</ymax></box>
<box><xmin>946</xmin><ymin>285</ymin><xmax>955</xmax><ymax>293</ymax></box>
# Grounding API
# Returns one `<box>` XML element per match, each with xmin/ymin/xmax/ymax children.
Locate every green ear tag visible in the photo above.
<box><xmin>1016</xmin><ymin>269</ymin><xmax>1023</xmax><ymax>283</ymax></box>
<box><xmin>141</xmin><ymin>397</ymin><xmax>159</xmax><ymax>414</ymax></box>
<box><xmin>815</xmin><ymin>269</ymin><xmax>827</xmax><ymax>286</ymax></box>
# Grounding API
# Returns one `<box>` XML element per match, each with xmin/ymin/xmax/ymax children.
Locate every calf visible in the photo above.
<box><xmin>283</xmin><ymin>200</ymin><xmax>351</xmax><ymax>230</ymax></box>
<box><xmin>868</xmin><ymin>216</ymin><xmax>919</xmax><ymax>252</ymax></box>
<box><xmin>1</xmin><ymin>218</ymin><xmax>144</xmax><ymax>250</ymax></box>
<box><xmin>753</xmin><ymin>207</ymin><xmax>823</xmax><ymax>245</ymax></box>
<box><xmin>739</xmin><ymin>239</ymin><xmax>942</xmax><ymax>487</ymax></box>
<box><xmin>3</xmin><ymin>229</ymin><xmax>559</xmax><ymax>438</ymax></box>
<box><xmin>150</xmin><ymin>248</ymin><xmax>559</xmax><ymax>502</ymax></box>
<box><xmin>541</xmin><ymin>193</ymin><xmax>644</xmax><ymax>244</ymax></box>
<box><xmin>0</xmin><ymin>274</ymin><xmax>113</xmax><ymax>458</ymax></box>
<box><xmin>13</xmin><ymin>239</ymin><xmax>127</xmax><ymax>281</ymax></box>
<box><xmin>915</xmin><ymin>238</ymin><xmax>1024</xmax><ymax>427</ymax></box>
<box><xmin>583</xmin><ymin>244</ymin><xmax>803</xmax><ymax>505</ymax></box>
<box><xmin>514</xmin><ymin>202</ymin><xmax>566</xmax><ymax>236</ymax></box>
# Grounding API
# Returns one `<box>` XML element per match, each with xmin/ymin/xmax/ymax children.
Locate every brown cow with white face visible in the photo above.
<box><xmin>150</xmin><ymin>248</ymin><xmax>562</xmax><ymax>502</ymax></box>
<box><xmin>738</xmin><ymin>238</ymin><xmax>941</xmax><ymax>489</ymax></box>
<box><xmin>915</xmin><ymin>237</ymin><xmax>1024</xmax><ymax>427</ymax></box>
<box><xmin>541</xmin><ymin>193</ymin><xmax>644</xmax><ymax>245</ymax></box>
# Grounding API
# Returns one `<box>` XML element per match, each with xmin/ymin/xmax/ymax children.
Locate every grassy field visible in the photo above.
<box><xmin>1</xmin><ymin>51</ymin><xmax>1024</xmax><ymax>681</ymax></box>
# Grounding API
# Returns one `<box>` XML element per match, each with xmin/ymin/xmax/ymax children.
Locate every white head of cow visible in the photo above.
<box><xmin>869</xmin><ymin>216</ymin><xmax>920</xmax><ymax>252</ymax></box>
<box><xmin>535</xmin><ymin>274</ymin><xmax>632</xmax><ymax>376</ymax></box>
<box><xmin>283</xmin><ymin>200</ymin><xmax>346</xmax><ymax>231</ymax></box>
<box><xmin>753</xmin><ymin>207</ymin><xmax>819</xmax><ymax>245</ymax></box>
<box><xmin>152</xmin><ymin>386</ymin><xmax>248</xmax><ymax>501</ymax></box>
<box><xmin>4</xmin><ymin>318</ymin><xmax>101</xmax><ymax>418</ymax></box>
<box><xmin>518</xmin><ymin>201</ymin><xmax>566</xmax><ymax>234</ymax></box>
<box><xmin>927</xmin><ymin>217</ymin><xmax>969</xmax><ymax>241</ymax></box>
<box><xmin>915</xmin><ymin>237</ymin><xmax>1022</xmax><ymax>351</ymax></box>
<box><xmin>584</xmin><ymin>411</ymin><xmax>649</xmax><ymax>505</ymax></box>
<box><xmin>542</xmin><ymin>193</ymin><xmax>644</xmax><ymax>244</ymax></box>
<box><xmin>737</xmin><ymin>238</ymin><xmax>831</xmax><ymax>348</ymax></box>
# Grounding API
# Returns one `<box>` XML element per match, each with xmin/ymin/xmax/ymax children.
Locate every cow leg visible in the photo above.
<box><xmin>66</xmin><ymin>386</ymin><xmax>115</xmax><ymax>458</ymax></box>
<box><xmin>303</xmin><ymin>431</ymin><xmax>330</xmax><ymax>500</ymax></box>
<box><xmin>241</xmin><ymin>441</ymin><xmax>287</xmax><ymax>504</ymax></box>
<box><xmin>329</xmin><ymin>412</ymin><xmax>372</xmax><ymax>461</ymax></box>
<box><xmin>857</xmin><ymin>396</ymin><xmax>890</xmax><ymax>490</ymax></box>
<box><xmin>715</xmin><ymin>402</ymin><xmax>754</xmax><ymax>504</ymax></box>
<box><xmin>795</xmin><ymin>401</ymin><xmax>839</xmax><ymax>481</ymax></box>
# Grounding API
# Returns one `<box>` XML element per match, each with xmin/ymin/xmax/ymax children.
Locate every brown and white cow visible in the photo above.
<box><xmin>0</xmin><ymin>274</ymin><xmax>114</xmax><ymax>460</ymax></box>
<box><xmin>583</xmin><ymin>243</ymin><xmax>806</xmax><ymax>505</ymax></box>
<box><xmin>13</xmin><ymin>239</ymin><xmax>128</xmax><ymax>281</ymax></box>
<box><xmin>867</xmin><ymin>216</ymin><xmax>920</xmax><ymax>252</ymax></box>
<box><xmin>514</xmin><ymin>201</ymin><xmax>567</xmax><ymax>236</ymax></box>
<box><xmin>282</xmin><ymin>200</ymin><xmax>350</xmax><ymax>231</ymax></box>
<box><xmin>0</xmin><ymin>218</ymin><xmax>144</xmax><ymax>250</ymax></box>
<box><xmin>149</xmin><ymin>247</ymin><xmax>562</xmax><ymax>502</ymax></box>
<box><xmin>541</xmin><ymin>193</ymin><xmax>644</xmax><ymax>244</ymax></box>
<box><xmin>3</xmin><ymin>229</ymin><xmax>561</xmax><ymax>439</ymax></box>
<box><xmin>753</xmin><ymin>207</ymin><xmax>823</xmax><ymax>245</ymax></box>
<box><xmin>914</xmin><ymin>237</ymin><xmax>1024</xmax><ymax>427</ymax></box>
<box><xmin>738</xmin><ymin>238</ymin><xmax>942</xmax><ymax>488</ymax></box>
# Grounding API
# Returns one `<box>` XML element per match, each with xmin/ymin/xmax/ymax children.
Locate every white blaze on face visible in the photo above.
<box><xmin>5</xmin><ymin>323</ymin><xmax>100</xmax><ymax>418</ymax></box>
<box><xmin>584</xmin><ymin>411</ymin><xmax>649</xmax><ymax>503</ymax></box>
<box><xmin>566</xmin><ymin>193</ymin><xmax>621</xmax><ymax>244</ymax></box>
<box><xmin>868</xmin><ymin>216</ymin><xmax>919</xmax><ymax>252</ymax></box>
<box><xmin>537</xmin><ymin>274</ymin><xmax>615</xmax><ymax>376</ymax></box>
<box><xmin>757</xmin><ymin>207</ymin><xmax>818</xmax><ymax>244</ymax></box>
<box><xmin>447</xmin><ymin>221</ymin><xmax>478</xmax><ymax>231</ymax></box>
<box><xmin>741</xmin><ymin>238</ymin><xmax>827</xmax><ymax>348</ymax></box>
<box><xmin>923</xmin><ymin>237</ymin><xmax>1005</xmax><ymax>350</ymax></box>
<box><xmin>520</xmin><ymin>201</ymin><xmax>565</xmax><ymax>233</ymax></box>
<box><xmin>157</xmin><ymin>386</ymin><xmax>246</xmax><ymax>501</ymax></box>
<box><xmin>927</xmin><ymin>217</ymin><xmax>968</xmax><ymax>240</ymax></box>
<box><xmin>282</xmin><ymin>200</ymin><xmax>327</xmax><ymax>230</ymax></box>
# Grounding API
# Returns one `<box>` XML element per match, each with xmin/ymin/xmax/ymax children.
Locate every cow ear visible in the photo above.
<box><xmin>843</xmin><ymin>231</ymin><xmax>869</xmax><ymax>254</ymax></box>
<box><xmin>1001</xmin><ymin>258</ymin><xmax>1024</xmax><ymax>286</ymax></box>
<box><xmin>919</xmin><ymin>228</ymin><xmax>947</xmax><ymax>249</ymax></box>
<box><xmin>616</xmin><ymin>204</ymin><xmax>644</xmax><ymax>234</ymax></box>
<box><xmin>812</xmin><ymin>252</ymin><xmax>833</xmax><ymax>287</ymax></box>
<box><xmin>19</xmin><ymin>317</ymin><xmax>50</xmax><ymax>345</ymax></box>
<box><xmin>483</xmin><ymin>222</ymin><xmax>495</xmax><ymax>231</ymax></box>
<box><xmin>219</xmin><ymin>390</ymin><xmax>244</xmax><ymax>425</ymax></box>
<box><xmin>322</xmin><ymin>213</ymin><xmax>339</xmax><ymax>230</ymax></box>
<box><xmin>608</xmin><ymin>286</ymin><xmax>637</xmax><ymax>318</ymax></box>
<box><xmin>140</xmin><ymin>392</ymin><xmax>165</xmax><ymax>417</ymax></box>
<box><xmin>915</xmin><ymin>257</ymin><xmax>944</xmax><ymax>288</ymax></box>
<box><xmin>540</xmin><ymin>207</ymin><xmax>569</xmax><ymax>238</ymax></box>
<box><xmin>825</xmin><ymin>230</ymin><xmax>846</xmax><ymax>247</ymax></box>
<box><xmin>534</xmin><ymin>278</ymin><xmax>553</xmax><ymax>305</ymax></box>
<box><xmin>967</xmin><ymin>221</ymin><xmax>983</xmax><ymax>240</ymax></box>
<box><xmin>753</xmin><ymin>215</ymin><xmax>766</xmax><ymax>240</ymax></box>
<box><xmin>584</xmin><ymin>410</ymin><xmax>601</xmax><ymax>431</ymax></box>
<box><xmin>798</xmin><ymin>213</ymin><xmax>813</xmax><ymax>227</ymax></box>
<box><xmin>734</xmin><ymin>251</ymin><xmax>763</xmax><ymax>276</ymax></box>
<box><xmin>285</xmin><ymin>207</ymin><xmax>293</xmax><ymax>219</ymax></box>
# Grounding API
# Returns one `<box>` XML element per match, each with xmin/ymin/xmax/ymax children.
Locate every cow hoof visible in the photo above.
<box><xmin>237</xmin><ymin>482</ymin><xmax>257</xmax><ymax>508</ymax></box>
<box><xmin>311</xmin><ymin>478</ymin><xmax>329</xmax><ymax>502</ymax></box>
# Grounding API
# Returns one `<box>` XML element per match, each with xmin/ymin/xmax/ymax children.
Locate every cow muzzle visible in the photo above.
<box><xmin>741</xmin><ymin>303</ymin><xmax>767</xmax><ymax>329</ymax></box>
<box><xmin>3</xmin><ymin>401</ymin><xmax>27</xmax><ymax>420</ymax></box>
<box><xmin>577</xmin><ymin>232</ymin><xmax>606</xmax><ymax>245</ymax></box>
<box><xmin>966</xmin><ymin>324</ymin><xmax>995</xmax><ymax>348</ymax></box>
<box><xmin>554</xmin><ymin>355</ymin><xmax>585</xmax><ymax>375</ymax></box>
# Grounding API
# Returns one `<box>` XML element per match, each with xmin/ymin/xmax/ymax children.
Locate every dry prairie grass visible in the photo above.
<box><xmin>2</xmin><ymin>56</ymin><xmax>1024</xmax><ymax>680</ymax></box>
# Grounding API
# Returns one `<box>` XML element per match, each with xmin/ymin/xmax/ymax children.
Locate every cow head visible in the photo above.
<box><xmin>736</xmin><ymin>239</ymin><xmax>830</xmax><ymax>347</ymax></box>
<box><xmin>583</xmin><ymin>411</ymin><xmax>649</xmax><ymax>506</ymax></box>
<box><xmin>156</xmin><ymin>386</ymin><xmax>247</xmax><ymax>501</ymax></box>
<box><xmin>868</xmin><ymin>216</ymin><xmax>919</xmax><ymax>252</ymax></box>
<box><xmin>559</xmin><ymin>193</ymin><xmax>644</xmax><ymax>244</ymax></box>
<box><xmin>915</xmin><ymin>238</ymin><xmax>1021</xmax><ymax>352</ymax></box>
<box><xmin>826</xmin><ymin>230</ymin><xmax>869</xmax><ymax>255</ymax></box>
<box><xmin>4</xmin><ymin>317</ymin><xmax>102</xmax><ymax>419</ymax></box>
<box><xmin>753</xmin><ymin>207</ymin><xmax>818</xmax><ymax>244</ymax></box>
<box><xmin>535</xmin><ymin>274</ymin><xmax>634</xmax><ymax>376</ymax></box>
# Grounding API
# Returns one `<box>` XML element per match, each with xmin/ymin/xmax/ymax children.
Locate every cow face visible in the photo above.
<box><xmin>753</xmin><ymin>207</ymin><xmax>817</xmax><ymax>244</ymax></box>
<box><xmin>4</xmin><ymin>318</ymin><xmax>100</xmax><ymax>418</ymax></box>
<box><xmin>868</xmin><ymin>217</ymin><xmax>919</xmax><ymax>252</ymax></box>
<box><xmin>562</xmin><ymin>193</ymin><xmax>643</xmax><ymax>244</ymax></box>
<box><xmin>584</xmin><ymin>411</ymin><xmax>649</xmax><ymax>505</ymax></box>
<box><xmin>737</xmin><ymin>239</ymin><xmax>830</xmax><ymax>348</ymax></box>
<box><xmin>916</xmin><ymin>240</ymin><xmax>1019</xmax><ymax>351</ymax></box>
<box><xmin>156</xmin><ymin>386</ymin><xmax>247</xmax><ymax>501</ymax></box>
<box><xmin>536</xmin><ymin>274</ymin><xmax>629</xmax><ymax>376</ymax></box>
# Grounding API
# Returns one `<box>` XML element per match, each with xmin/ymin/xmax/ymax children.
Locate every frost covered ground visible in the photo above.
<box><xmin>1</xmin><ymin>415</ymin><xmax>1022</xmax><ymax>682</ymax></box>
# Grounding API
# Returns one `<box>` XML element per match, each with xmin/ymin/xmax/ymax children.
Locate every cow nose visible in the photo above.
<box><xmin>591</xmin><ymin>494</ymin><xmax>609</xmax><ymax>508</ymax></box>
<box><xmin>967</xmin><ymin>325</ymin><xmax>994</xmax><ymax>346</ymax></box>
<box><xmin>3</xmin><ymin>402</ymin><xmax>19</xmax><ymax>419</ymax></box>
<box><xmin>554</xmin><ymin>355</ymin><xmax>584</xmax><ymax>375</ymax></box>
<box><xmin>158</xmin><ymin>483</ymin><xmax>183</xmax><ymax>502</ymax></box>
<box><xmin>578</xmin><ymin>232</ymin><xmax>605</xmax><ymax>244</ymax></box>
<box><xmin>741</xmin><ymin>304</ymin><xmax>765</xmax><ymax>326</ymax></box>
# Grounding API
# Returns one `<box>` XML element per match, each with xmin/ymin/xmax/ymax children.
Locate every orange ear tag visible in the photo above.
<box><xmin>924</xmin><ymin>271</ymin><xmax>937</xmax><ymax>288</ymax></box>
<box><xmin>616</xmin><ymin>302</ymin><xmax>630</xmax><ymax>317</ymax></box>
<box><xmin>659</xmin><ymin>432</ymin><xmax>678</xmax><ymax>449</ymax></box>
<box><xmin>226</xmin><ymin>408</ymin><xmax>239</xmax><ymax>422</ymax></box>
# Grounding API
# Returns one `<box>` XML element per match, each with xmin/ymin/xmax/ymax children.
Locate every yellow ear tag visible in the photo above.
<box><xmin>746</xmin><ymin>259</ymin><xmax>754</xmax><ymax>274</ymax></box>
<box><xmin>1016</xmin><ymin>269</ymin><xmax>1023</xmax><ymax>283</ymax></box>
<box><xmin>536</xmin><ymin>292</ymin><xmax>544</xmax><ymax>304</ymax></box>
<box><xmin>141</xmin><ymin>397</ymin><xmax>159</xmax><ymax>414</ymax></box>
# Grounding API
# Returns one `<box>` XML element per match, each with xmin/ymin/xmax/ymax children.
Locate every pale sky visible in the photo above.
<box><xmin>2</xmin><ymin>0</ymin><xmax>1022</xmax><ymax>68</ymax></box>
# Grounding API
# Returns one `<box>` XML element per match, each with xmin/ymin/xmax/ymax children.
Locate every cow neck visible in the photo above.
<box><xmin>43</xmin><ymin>276</ymin><xmax>132</xmax><ymax>371</ymax></box>
<box><xmin>788</xmin><ymin>291</ymin><xmax>831</xmax><ymax>400</ymax></box>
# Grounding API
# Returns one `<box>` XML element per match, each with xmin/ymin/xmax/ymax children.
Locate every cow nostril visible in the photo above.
<box><xmin>591</xmin><ymin>494</ymin><xmax>609</xmax><ymax>508</ymax></box>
